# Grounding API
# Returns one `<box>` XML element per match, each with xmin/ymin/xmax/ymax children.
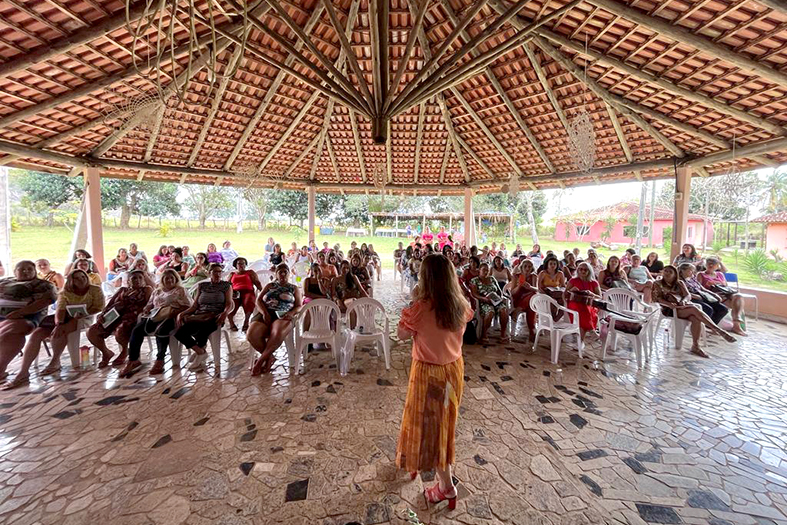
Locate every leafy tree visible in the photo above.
<box><xmin>244</xmin><ymin>187</ymin><xmax>271</xmax><ymax>230</ymax></box>
<box><xmin>183</xmin><ymin>184</ymin><xmax>233</xmax><ymax>228</ymax></box>
<box><xmin>14</xmin><ymin>170</ymin><xmax>81</xmax><ymax>226</ymax></box>
<box><xmin>275</xmin><ymin>190</ymin><xmax>308</xmax><ymax>227</ymax></box>
<box><xmin>763</xmin><ymin>170</ymin><xmax>786</xmax><ymax>213</ymax></box>
<box><xmin>100</xmin><ymin>179</ymin><xmax>180</xmax><ymax>228</ymax></box>
<box><xmin>316</xmin><ymin>193</ymin><xmax>345</xmax><ymax>219</ymax></box>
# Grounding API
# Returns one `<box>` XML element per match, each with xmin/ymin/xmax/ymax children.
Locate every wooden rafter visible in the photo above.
<box><xmin>283</xmin><ymin>134</ymin><xmax>321</xmax><ymax>177</ymax></box>
<box><xmin>605</xmin><ymin>103</ymin><xmax>633</xmax><ymax>163</ymax></box>
<box><xmin>256</xmin><ymin>90</ymin><xmax>321</xmax><ymax>174</ymax></box>
<box><xmin>321</xmin><ymin>0</ymin><xmax>373</xmax><ymax>107</ymax></box>
<box><xmin>523</xmin><ymin>44</ymin><xmax>571</xmax><ymax>135</ymax></box>
<box><xmin>187</xmin><ymin>43</ymin><xmax>246</xmax><ymax>167</ymax></box>
<box><xmin>222</xmin><ymin>3</ymin><xmax>324</xmax><ymax>171</ymax></box>
<box><xmin>384</xmin><ymin>0</ymin><xmax>430</xmax><ymax>113</ymax></box>
<box><xmin>454</xmin><ymin>133</ymin><xmax>496</xmax><ymax>180</ymax></box>
<box><xmin>143</xmin><ymin>106</ymin><xmax>165</xmax><ymax>163</ymax></box>
<box><xmin>349</xmin><ymin>108</ymin><xmax>367</xmax><ymax>183</ymax></box>
<box><xmin>310</xmin><ymin>99</ymin><xmax>335</xmax><ymax>180</ymax></box>
<box><xmin>438</xmin><ymin>96</ymin><xmax>470</xmax><ymax>183</ymax></box>
<box><xmin>413</xmin><ymin>102</ymin><xmax>425</xmax><ymax>184</ymax></box>
<box><xmin>439</xmin><ymin>0</ymin><xmax>555</xmax><ymax>173</ymax></box>
<box><xmin>325</xmin><ymin>135</ymin><xmax>341</xmax><ymax>182</ymax></box>
<box><xmin>584</xmin><ymin>0</ymin><xmax>787</xmax><ymax>87</ymax></box>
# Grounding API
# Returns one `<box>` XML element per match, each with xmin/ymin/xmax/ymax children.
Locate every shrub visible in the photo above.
<box><xmin>711</xmin><ymin>241</ymin><xmax>726</xmax><ymax>255</ymax></box>
<box><xmin>742</xmin><ymin>249</ymin><xmax>774</xmax><ymax>278</ymax></box>
<box><xmin>662</xmin><ymin>226</ymin><xmax>673</xmax><ymax>249</ymax></box>
<box><xmin>158</xmin><ymin>223</ymin><xmax>172</xmax><ymax>238</ymax></box>
<box><xmin>10</xmin><ymin>217</ymin><xmax>20</xmax><ymax>232</ymax></box>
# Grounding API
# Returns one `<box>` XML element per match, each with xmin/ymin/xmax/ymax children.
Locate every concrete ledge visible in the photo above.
<box><xmin>739</xmin><ymin>286</ymin><xmax>787</xmax><ymax>323</ymax></box>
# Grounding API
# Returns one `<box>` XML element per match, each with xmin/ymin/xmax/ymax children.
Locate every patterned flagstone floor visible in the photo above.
<box><xmin>0</xmin><ymin>272</ymin><xmax>786</xmax><ymax>525</ymax></box>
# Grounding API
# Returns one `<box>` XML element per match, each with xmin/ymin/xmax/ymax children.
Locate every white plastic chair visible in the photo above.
<box><xmin>293</xmin><ymin>299</ymin><xmax>341</xmax><ymax>375</ymax></box>
<box><xmin>341</xmin><ymin>298</ymin><xmax>390</xmax><ymax>374</ymax></box>
<box><xmin>291</xmin><ymin>260</ymin><xmax>310</xmax><ymax>285</ymax></box>
<box><xmin>530</xmin><ymin>294</ymin><xmax>583</xmax><ymax>364</ymax></box>
<box><xmin>248</xmin><ymin>259</ymin><xmax>268</xmax><ymax>272</ymax></box>
<box><xmin>145</xmin><ymin>335</ymin><xmax>183</xmax><ymax>367</ymax></box>
<box><xmin>656</xmin><ymin>306</ymin><xmax>706</xmax><ymax>350</ymax></box>
<box><xmin>41</xmin><ymin>316</ymin><xmax>97</xmax><ymax>369</ymax></box>
<box><xmin>601</xmin><ymin>310</ymin><xmax>658</xmax><ymax>368</ymax></box>
<box><xmin>602</xmin><ymin>288</ymin><xmax>658</xmax><ymax>358</ymax></box>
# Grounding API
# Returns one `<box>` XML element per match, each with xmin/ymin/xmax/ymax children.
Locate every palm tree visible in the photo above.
<box><xmin>764</xmin><ymin>170</ymin><xmax>787</xmax><ymax>213</ymax></box>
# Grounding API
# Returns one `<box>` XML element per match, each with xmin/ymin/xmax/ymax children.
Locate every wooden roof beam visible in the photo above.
<box><xmin>0</xmin><ymin>0</ymin><xmax>150</xmax><ymax>82</ymax></box>
<box><xmin>321</xmin><ymin>0</ymin><xmax>373</xmax><ymax>107</ymax></box>
<box><xmin>584</xmin><ymin>0</ymin><xmax>787</xmax><ymax>87</ymax></box>
<box><xmin>310</xmin><ymin>99</ymin><xmax>335</xmax><ymax>180</ymax></box>
<box><xmin>187</xmin><ymin>43</ymin><xmax>247</xmax><ymax>167</ymax></box>
<box><xmin>256</xmin><ymin>90</ymin><xmax>321</xmax><ymax>173</ymax></box>
<box><xmin>438</xmin><ymin>96</ymin><xmax>470</xmax><ymax>183</ymax></box>
<box><xmin>143</xmin><ymin>106</ymin><xmax>165</xmax><ymax>163</ymax></box>
<box><xmin>283</xmin><ymin>133</ymin><xmax>322</xmax><ymax>178</ymax></box>
<box><xmin>222</xmin><ymin>3</ymin><xmax>324</xmax><ymax>171</ymax></box>
<box><xmin>486</xmin><ymin>0</ymin><xmax>787</xmax><ymax>138</ymax></box>
<box><xmin>349</xmin><ymin>108</ymin><xmax>367</xmax><ymax>183</ymax></box>
<box><xmin>383</xmin><ymin>0</ymin><xmax>430</xmax><ymax>113</ymax></box>
<box><xmin>413</xmin><ymin>102</ymin><xmax>425</xmax><ymax>184</ymax></box>
<box><xmin>522</xmin><ymin>44</ymin><xmax>571</xmax><ymax>135</ymax></box>
<box><xmin>454</xmin><ymin>133</ymin><xmax>497</xmax><ymax>181</ymax></box>
<box><xmin>449</xmin><ymin>86</ymin><xmax>524</xmax><ymax>175</ymax></box>
<box><xmin>325</xmin><ymin>135</ymin><xmax>340</xmax><ymax>182</ymax></box>
<box><xmin>605</xmin><ymin>103</ymin><xmax>633</xmax><ymax>163</ymax></box>
<box><xmin>439</xmin><ymin>0</ymin><xmax>555</xmax><ymax>173</ymax></box>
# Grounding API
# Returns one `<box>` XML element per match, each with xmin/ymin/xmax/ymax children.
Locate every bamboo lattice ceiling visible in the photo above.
<box><xmin>0</xmin><ymin>0</ymin><xmax>785</xmax><ymax>194</ymax></box>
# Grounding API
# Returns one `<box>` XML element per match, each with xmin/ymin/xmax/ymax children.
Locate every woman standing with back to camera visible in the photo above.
<box><xmin>396</xmin><ymin>253</ymin><xmax>472</xmax><ymax>510</ymax></box>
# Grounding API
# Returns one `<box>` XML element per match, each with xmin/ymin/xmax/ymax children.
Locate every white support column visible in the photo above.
<box><xmin>671</xmin><ymin>167</ymin><xmax>692</xmax><ymax>262</ymax></box>
<box><xmin>464</xmin><ymin>188</ymin><xmax>476</xmax><ymax>247</ymax></box>
<box><xmin>307</xmin><ymin>186</ymin><xmax>316</xmax><ymax>244</ymax></box>
<box><xmin>236</xmin><ymin>189</ymin><xmax>244</xmax><ymax>234</ymax></box>
<box><xmin>635</xmin><ymin>181</ymin><xmax>647</xmax><ymax>252</ymax></box>
<box><xmin>0</xmin><ymin>167</ymin><xmax>11</xmax><ymax>272</ymax></box>
<box><xmin>84</xmin><ymin>167</ymin><xmax>106</xmax><ymax>279</ymax></box>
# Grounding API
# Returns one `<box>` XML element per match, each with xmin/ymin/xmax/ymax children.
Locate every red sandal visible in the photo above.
<box><xmin>424</xmin><ymin>483</ymin><xmax>457</xmax><ymax>510</ymax></box>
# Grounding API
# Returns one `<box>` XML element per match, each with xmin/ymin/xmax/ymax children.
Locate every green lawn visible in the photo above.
<box><xmin>8</xmin><ymin>226</ymin><xmax>784</xmax><ymax>292</ymax></box>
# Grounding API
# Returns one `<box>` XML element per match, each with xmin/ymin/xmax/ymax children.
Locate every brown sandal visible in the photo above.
<box><xmin>690</xmin><ymin>347</ymin><xmax>709</xmax><ymax>358</ymax></box>
<box><xmin>149</xmin><ymin>360</ymin><xmax>165</xmax><ymax>375</ymax></box>
<box><xmin>2</xmin><ymin>374</ymin><xmax>29</xmax><ymax>390</ymax></box>
<box><xmin>98</xmin><ymin>351</ymin><xmax>114</xmax><ymax>368</ymax></box>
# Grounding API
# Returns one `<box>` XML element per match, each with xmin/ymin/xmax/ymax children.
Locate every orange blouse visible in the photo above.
<box><xmin>398</xmin><ymin>300</ymin><xmax>472</xmax><ymax>366</ymax></box>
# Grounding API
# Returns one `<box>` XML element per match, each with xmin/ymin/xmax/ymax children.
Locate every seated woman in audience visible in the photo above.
<box><xmin>327</xmin><ymin>252</ymin><xmax>341</xmax><ymax>274</ymax></box>
<box><xmin>653</xmin><ymin>265</ymin><xmax>736</xmax><ymax>358</ymax></box>
<box><xmin>678</xmin><ymin>263</ymin><xmax>729</xmax><ymax>326</ymax></box>
<box><xmin>287</xmin><ymin>242</ymin><xmax>299</xmax><ymax>259</ymax></box>
<box><xmin>332</xmin><ymin>260</ymin><xmax>368</xmax><ymax>313</ymax></box>
<box><xmin>64</xmin><ymin>249</ymin><xmax>95</xmax><ymax>274</ymax></box>
<box><xmin>528</xmin><ymin>244</ymin><xmax>542</xmax><ymax>258</ymax></box>
<box><xmin>316</xmin><ymin>251</ymin><xmax>337</xmax><ymax>280</ymax></box>
<box><xmin>490</xmin><ymin>256</ymin><xmax>512</xmax><ymax>292</ymax></box>
<box><xmin>561</xmin><ymin>252</ymin><xmax>578</xmax><ymax>280</ymax></box>
<box><xmin>36</xmin><ymin>258</ymin><xmax>65</xmax><ymax>290</ymax></box>
<box><xmin>228</xmin><ymin>257</ymin><xmax>263</xmax><ymax>332</ymax></box>
<box><xmin>0</xmin><ymin>261</ymin><xmax>58</xmax><ymax>384</ymax></box>
<box><xmin>6</xmin><ymin>269</ymin><xmax>105</xmax><ymax>387</ymax></box>
<box><xmin>120</xmin><ymin>269</ymin><xmax>191</xmax><ymax>375</ymax></box>
<box><xmin>302</xmin><ymin>263</ymin><xmax>331</xmax><ymax>303</ymax></box>
<box><xmin>509</xmin><ymin>259</ymin><xmax>538</xmax><ymax>341</ymax></box>
<box><xmin>565</xmin><ymin>262</ymin><xmax>601</xmax><ymax>343</ymax></box>
<box><xmin>572</xmin><ymin>247</ymin><xmax>583</xmax><ymax>262</ymax></box>
<box><xmin>620</xmin><ymin>248</ymin><xmax>636</xmax><ymax>267</ymax></box>
<box><xmin>673</xmin><ymin>243</ymin><xmax>701</xmax><ymax>267</ymax></box>
<box><xmin>114</xmin><ymin>258</ymin><xmax>155</xmax><ymax>289</ymax></box>
<box><xmin>697</xmin><ymin>257</ymin><xmax>746</xmax><ymax>335</ymax></box>
<box><xmin>407</xmin><ymin>248</ymin><xmax>423</xmax><ymax>286</ymax></box>
<box><xmin>511</xmin><ymin>244</ymin><xmax>524</xmax><ymax>258</ymax></box>
<box><xmin>182</xmin><ymin>252</ymin><xmax>210</xmax><ymax>292</ymax></box>
<box><xmin>206</xmin><ymin>243</ymin><xmax>224</xmax><ymax>265</ymax></box>
<box><xmin>153</xmin><ymin>245</ymin><xmax>171</xmax><ymax>268</ymax></box>
<box><xmin>265</xmin><ymin>237</ymin><xmax>276</xmax><ymax>254</ymax></box>
<box><xmin>598</xmin><ymin>256</ymin><xmax>630</xmax><ymax>292</ymax></box>
<box><xmin>367</xmin><ymin>243</ymin><xmax>382</xmax><ymax>281</ymax></box>
<box><xmin>108</xmin><ymin>248</ymin><xmax>132</xmax><ymax>280</ymax></box>
<box><xmin>246</xmin><ymin>263</ymin><xmax>302</xmax><ymax>375</ymax></box>
<box><xmin>644</xmin><ymin>251</ymin><xmax>664</xmax><ymax>276</ymax></box>
<box><xmin>625</xmin><ymin>254</ymin><xmax>654</xmax><ymax>302</ymax></box>
<box><xmin>87</xmin><ymin>271</ymin><xmax>152</xmax><ymax>368</ymax></box>
<box><xmin>173</xmin><ymin>264</ymin><xmax>233</xmax><ymax>373</ymax></box>
<box><xmin>157</xmin><ymin>248</ymin><xmax>189</xmax><ymax>279</ymax></box>
<box><xmin>74</xmin><ymin>258</ymin><xmax>102</xmax><ymax>286</ymax></box>
<box><xmin>220</xmin><ymin>241</ymin><xmax>238</xmax><ymax>267</ymax></box>
<box><xmin>471</xmin><ymin>262</ymin><xmax>510</xmax><ymax>343</ymax></box>
<box><xmin>498</xmin><ymin>243</ymin><xmax>508</xmax><ymax>259</ymax></box>
<box><xmin>350</xmin><ymin>253</ymin><xmax>372</xmax><ymax>294</ymax></box>
<box><xmin>296</xmin><ymin>246</ymin><xmax>310</xmax><ymax>264</ymax></box>
<box><xmin>537</xmin><ymin>255</ymin><xmax>566</xmax><ymax>297</ymax></box>
<box><xmin>268</xmin><ymin>243</ymin><xmax>284</xmax><ymax>269</ymax></box>
<box><xmin>181</xmin><ymin>245</ymin><xmax>195</xmax><ymax>267</ymax></box>
<box><xmin>128</xmin><ymin>243</ymin><xmax>146</xmax><ymax>264</ymax></box>
<box><xmin>586</xmin><ymin>250</ymin><xmax>604</xmax><ymax>276</ymax></box>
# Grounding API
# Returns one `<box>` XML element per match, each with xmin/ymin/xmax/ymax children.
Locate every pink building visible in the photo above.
<box><xmin>753</xmin><ymin>211</ymin><xmax>787</xmax><ymax>256</ymax></box>
<box><xmin>554</xmin><ymin>202</ymin><xmax>712</xmax><ymax>246</ymax></box>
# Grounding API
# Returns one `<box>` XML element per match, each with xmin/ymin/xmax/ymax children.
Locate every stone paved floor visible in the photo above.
<box><xmin>1</xmin><ymin>272</ymin><xmax>786</xmax><ymax>525</ymax></box>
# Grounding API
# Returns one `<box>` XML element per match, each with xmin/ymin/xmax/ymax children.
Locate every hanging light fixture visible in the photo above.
<box><xmin>568</xmin><ymin>35</ymin><xmax>596</xmax><ymax>174</ymax></box>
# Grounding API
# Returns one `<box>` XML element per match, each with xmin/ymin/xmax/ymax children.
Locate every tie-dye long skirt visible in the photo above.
<box><xmin>395</xmin><ymin>357</ymin><xmax>464</xmax><ymax>473</ymax></box>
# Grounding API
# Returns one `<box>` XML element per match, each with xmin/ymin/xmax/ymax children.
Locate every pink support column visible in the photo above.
<box><xmin>84</xmin><ymin>167</ymin><xmax>106</xmax><ymax>279</ymax></box>
<box><xmin>670</xmin><ymin>167</ymin><xmax>692</xmax><ymax>262</ymax></box>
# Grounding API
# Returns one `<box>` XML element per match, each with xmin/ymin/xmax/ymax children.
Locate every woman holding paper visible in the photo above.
<box><xmin>87</xmin><ymin>271</ymin><xmax>152</xmax><ymax>368</ymax></box>
<box><xmin>470</xmin><ymin>262</ymin><xmax>510</xmax><ymax>344</ymax></box>
<box><xmin>4</xmin><ymin>269</ymin><xmax>104</xmax><ymax>388</ymax></box>
<box><xmin>0</xmin><ymin>260</ymin><xmax>58</xmax><ymax>384</ymax></box>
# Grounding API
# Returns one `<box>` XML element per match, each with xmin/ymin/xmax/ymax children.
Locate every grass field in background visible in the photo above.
<box><xmin>8</xmin><ymin>226</ymin><xmax>785</xmax><ymax>292</ymax></box>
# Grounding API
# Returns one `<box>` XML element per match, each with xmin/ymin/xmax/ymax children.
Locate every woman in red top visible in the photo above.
<box><xmin>509</xmin><ymin>259</ymin><xmax>538</xmax><ymax>341</ymax></box>
<box><xmin>397</xmin><ymin>254</ymin><xmax>472</xmax><ymax>511</ymax></box>
<box><xmin>565</xmin><ymin>262</ymin><xmax>602</xmax><ymax>342</ymax></box>
<box><xmin>228</xmin><ymin>257</ymin><xmax>263</xmax><ymax>332</ymax></box>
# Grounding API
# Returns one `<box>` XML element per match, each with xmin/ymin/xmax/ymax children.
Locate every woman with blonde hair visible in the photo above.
<box><xmin>397</xmin><ymin>254</ymin><xmax>472</xmax><ymax>510</ymax></box>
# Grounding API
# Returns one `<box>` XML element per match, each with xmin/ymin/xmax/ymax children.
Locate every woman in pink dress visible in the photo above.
<box><xmin>421</xmin><ymin>227</ymin><xmax>434</xmax><ymax>246</ymax></box>
<box><xmin>436</xmin><ymin>227</ymin><xmax>449</xmax><ymax>250</ymax></box>
<box><xmin>564</xmin><ymin>262</ymin><xmax>601</xmax><ymax>342</ymax></box>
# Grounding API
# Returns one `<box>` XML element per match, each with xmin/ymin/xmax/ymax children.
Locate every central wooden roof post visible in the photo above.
<box><xmin>464</xmin><ymin>188</ymin><xmax>476</xmax><ymax>247</ymax></box>
<box><xmin>372</xmin><ymin>117</ymin><xmax>388</xmax><ymax>145</ymax></box>
<box><xmin>670</xmin><ymin>167</ymin><xmax>693</xmax><ymax>262</ymax></box>
<box><xmin>84</xmin><ymin>167</ymin><xmax>105</xmax><ymax>279</ymax></box>
<box><xmin>307</xmin><ymin>186</ymin><xmax>316</xmax><ymax>245</ymax></box>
